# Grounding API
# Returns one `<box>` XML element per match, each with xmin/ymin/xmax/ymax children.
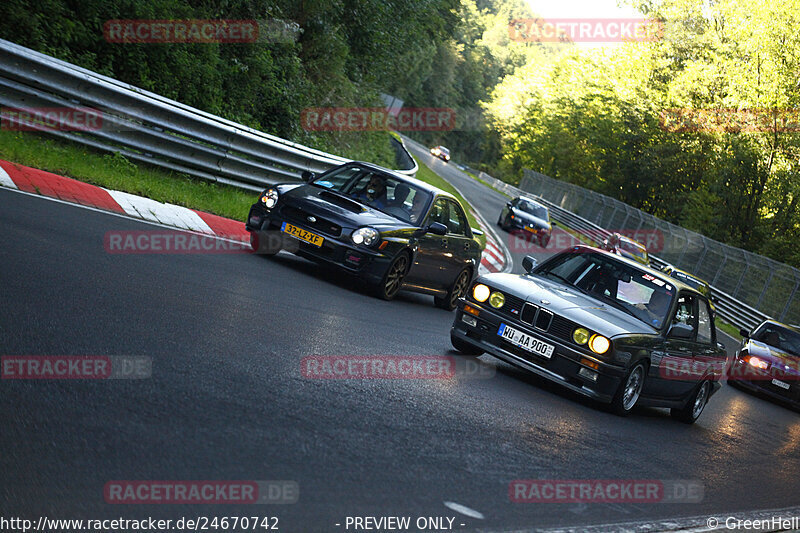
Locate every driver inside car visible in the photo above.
<box><xmin>353</xmin><ymin>175</ymin><xmax>389</xmax><ymax>209</ymax></box>
<box><xmin>635</xmin><ymin>289</ymin><xmax>672</xmax><ymax>328</ymax></box>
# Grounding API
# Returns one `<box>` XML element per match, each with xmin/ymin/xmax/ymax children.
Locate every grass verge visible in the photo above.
<box><xmin>412</xmin><ymin>156</ymin><xmax>487</xmax><ymax>248</ymax></box>
<box><xmin>716</xmin><ymin>318</ymin><xmax>744</xmax><ymax>341</ymax></box>
<box><xmin>0</xmin><ymin>130</ymin><xmax>255</xmax><ymax>220</ymax></box>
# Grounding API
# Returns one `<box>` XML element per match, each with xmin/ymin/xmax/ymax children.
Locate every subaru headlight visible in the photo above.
<box><xmin>261</xmin><ymin>188</ymin><xmax>279</xmax><ymax>209</ymax></box>
<box><xmin>352</xmin><ymin>227</ymin><xmax>379</xmax><ymax>246</ymax></box>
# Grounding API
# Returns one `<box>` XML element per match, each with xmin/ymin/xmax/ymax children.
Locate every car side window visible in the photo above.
<box><xmin>672</xmin><ymin>294</ymin><xmax>697</xmax><ymax>331</ymax></box>
<box><xmin>697</xmin><ymin>298</ymin><xmax>713</xmax><ymax>345</ymax></box>
<box><xmin>446</xmin><ymin>200</ymin><xmax>468</xmax><ymax>236</ymax></box>
<box><xmin>428</xmin><ymin>198</ymin><xmax>449</xmax><ymax>226</ymax></box>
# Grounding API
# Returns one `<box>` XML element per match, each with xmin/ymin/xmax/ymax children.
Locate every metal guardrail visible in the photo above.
<box><xmin>475</xmin><ymin>171</ymin><xmax>769</xmax><ymax>333</ymax></box>
<box><xmin>0</xmin><ymin>39</ymin><xmax>417</xmax><ymax>192</ymax></box>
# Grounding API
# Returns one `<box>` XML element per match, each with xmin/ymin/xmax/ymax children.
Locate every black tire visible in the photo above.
<box><xmin>250</xmin><ymin>231</ymin><xmax>279</xmax><ymax>256</ymax></box>
<box><xmin>435</xmin><ymin>268</ymin><xmax>471</xmax><ymax>311</ymax></box>
<box><xmin>450</xmin><ymin>331</ymin><xmax>483</xmax><ymax>356</ymax></box>
<box><xmin>610</xmin><ymin>362</ymin><xmax>646</xmax><ymax>416</ymax></box>
<box><xmin>671</xmin><ymin>380</ymin><xmax>710</xmax><ymax>424</ymax></box>
<box><xmin>497</xmin><ymin>215</ymin><xmax>503</xmax><ymax>227</ymax></box>
<box><xmin>372</xmin><ymin>252</ymin><xmax>410</xmax><ymax>300</ymax></box>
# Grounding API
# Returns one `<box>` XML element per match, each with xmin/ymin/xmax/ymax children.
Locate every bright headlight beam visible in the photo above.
<box><xmin>473</xmin><ymin>284</ymin><xmax>490</xmax><ymax>302</ymax></box>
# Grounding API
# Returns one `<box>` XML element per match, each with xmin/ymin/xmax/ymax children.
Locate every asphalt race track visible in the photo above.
<box><xmin>2</xmin><ymin>161</ymin><xmax>800</xmax><ymax>531</ymax></box>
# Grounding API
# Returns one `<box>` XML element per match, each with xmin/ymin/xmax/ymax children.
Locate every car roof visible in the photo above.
<box><xmin>614</xmin><ymin>233</ymin><xmax>647</xmax><ymax>251</ymax></box>
<box><xmin>515</xmin><ymin>196</ymin><xmax>548</xmax><ymax>209</ymax></box>
<box><xmin>570</xmin><ymin>245</ymin><xmax>707</xmax><ymax>297</ymax></box>
<box><xmin>755</xmin><ymin>319</ymin><xmax>800</xmax><ymax>334</ymax></box>
<box><xmin>346</xmin><ymin>161</ymin><xmax>457</xmax><ymax>201</ymax></box>
<box><xmin>667</xmin><ymin>266</ymin><xmax>710</xmax><ymax>286</ymax></box>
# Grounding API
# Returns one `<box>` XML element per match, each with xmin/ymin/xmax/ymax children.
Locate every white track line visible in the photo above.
<box><xmin>443</xmin><ymin>501</ymin><xmax>485</xmax><ymax>520</ymax></box>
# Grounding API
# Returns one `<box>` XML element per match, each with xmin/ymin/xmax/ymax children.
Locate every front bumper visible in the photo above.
<box><xmin>730</xmin><ymin>356</ymin><xmax>800</xmax><ymax>406</ymax></box>
<box><xmin>246</xmin><ymin>204</ymin><xmax>392</xmax><ymax>283</ymax></box>
<box><xmin>451</xmin><ymin>299</ymin><xmax>626</xmax><ymax>403</ymax></box>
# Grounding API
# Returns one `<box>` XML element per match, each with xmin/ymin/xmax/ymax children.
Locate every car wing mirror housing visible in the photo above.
<box><xmin>471</xmin><ymin>227</ymin><xmax>484</xmax><ymax>236</ymax></box>
<box><xmin>522</xmin><ymin>255</ymin><xmax>538</xmax><ymax>274</ymax></box>
<box><xmin>739</xmin><ymin>328</ymin><xmax>749</xmax><ymax>338</ymax></box>
<box><xmin>301</xmin><ymin>170</ymin><xmax>315</xmax><ymax>182</ymax></box>
<box><xmin>427</xmin><ymin>222</ymin><xmax>448</xmax><ymax>236</ymax></box>
<box><xmin>668</xmin><ymin>322</ymin><xmax>695</xmax><ymax>339</ymax></box>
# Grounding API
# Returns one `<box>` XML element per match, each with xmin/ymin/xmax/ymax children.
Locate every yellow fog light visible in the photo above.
<box><xmin>573</xmin><ymin>328</ymin><xmax>590</xmax><ymax>345</ymax></box>
<box><xmin>472</xmin><ymin>284</ymin><xmax>490</xmax><ymax>302</ymax></box>
<box><xmin>589</xmin><ymin>334</ymin><xmax>610</xmax><ymax>355</ymax></box>
<box><xmin>489</xmin><ymin>291</ymin><xmax>505</xmax><ymax>308</ymax></box>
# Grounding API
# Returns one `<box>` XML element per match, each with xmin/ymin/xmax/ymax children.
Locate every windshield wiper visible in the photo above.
<box><xmin>543</xmin><ymin>271</ymin><xmax>572</xmax><ymax>285</ymax></box>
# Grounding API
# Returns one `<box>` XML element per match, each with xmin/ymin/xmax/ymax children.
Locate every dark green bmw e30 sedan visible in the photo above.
<box><xmin>450</xmin><ymin>245</ymin><xmax>726</xmax><ymax>423</ymax></box>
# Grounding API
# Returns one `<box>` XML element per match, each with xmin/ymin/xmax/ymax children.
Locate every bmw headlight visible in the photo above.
<box><xmin>352</xmin><ymin>227</ymin><xmax>379</xmax><ymax>246</ymax></box>
<box><xmin>261</xmin><ymin>188</ymin><xmax>279</xmax><ymax>209</ymax></box>
<box><xmin>489</xmin><ymin>291</ymin><xmax>505</xmax><ymax>309</ymax></box>
<box><xmin>589</xmin><ymin>334</ymin><xmax>611</xmax><ymax>355</ymax></box>
<box><xmin>573</xmin><ymin>328</ymin><xmax>590</xmax><ymax>345</ymax></box>
<box><xmin>472</xmin><ymin>284</ymin><xmax>490</xmax><ymax>302</ymax></box>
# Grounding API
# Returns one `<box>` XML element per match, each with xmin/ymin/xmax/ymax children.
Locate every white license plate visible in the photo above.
<box><xmin>772</xmin><ymin>378</ymin><xmax>790</xmax><ymax>390</ymax></box>
<box><xmin>498</xmin><ymin>323</ymin><xmax>554</xmax><ymax>359</ymax></box>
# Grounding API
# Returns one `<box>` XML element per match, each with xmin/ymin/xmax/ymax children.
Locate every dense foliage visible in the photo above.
<box><xmin>483</xmin><ymin>0</ymin><xmax>800</xmax><ymax>266</ymax></box>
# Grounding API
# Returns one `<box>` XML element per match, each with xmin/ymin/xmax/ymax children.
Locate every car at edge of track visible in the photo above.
<box><xmin>245</xmin><ymin>161</ymin><xmax>483</xmax><ymax>309</ymax></box>
<box><xmin>661</xmin><ymin>264</ymin><xmax>712</xmax><ymax>298</ymax></box>
<box><xmin>602</xmin><ymin>232</ymin><xmax>650</xmax><ymax>266</ymax></box>
<box><xmin>497</xmin><ymin>196</ymin><xmax>552</xmax><ymax>247</ymax></box>
<box><xmin>450</xmin><ymin>245</ymin><xmax>726</xmax><ymax>423</ymax></box>
<box><xmin>430</xmin><ymin>145</ymin><xmax>451</xmax><ymax>162</ymax></box>
<box><xmin>730</xmin><ymin>320</ymin><xmax>800</xmax><ymax>409</ymax></box>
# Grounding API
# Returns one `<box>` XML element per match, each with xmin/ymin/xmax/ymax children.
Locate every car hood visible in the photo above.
<box><xmin>479</xmin><ymin>273</ymin><xmax>659</xmax><ymax>337</ymax></box>
<box><xmin>745</xmin><ymin>339</ymin><xmax>800</xmax><ymax>376</ymax></box>
<box><xmin>283</xmin><ymin>185</ymin><xmax>409</xmax><ymax>229</ymax></box>
<box><xmin>511</xmin><ymin>210</ymin><xmax>551</xmax><ymax>229</ymax></box>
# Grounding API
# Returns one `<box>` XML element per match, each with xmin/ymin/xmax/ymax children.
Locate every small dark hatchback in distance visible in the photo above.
<box><xmin>498</xmin><ymin>196</ymin><xmax>552</xmax><ymax>247</ymax></box>
<box><xmin>246</xmin><ymin>162</ymin><xmax>483</xmax><ymax>309</ymax></box>
<box><xmin>730</xmin><ymin>320</ymin><xmax>800</xmax><ymax>409</ymax></box>
<box><xmin>450</xmin><ymin>245</ymin><xmax>726</xmax><ymax>423</ymax></box>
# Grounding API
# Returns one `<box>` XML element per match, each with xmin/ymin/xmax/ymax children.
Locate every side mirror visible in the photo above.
<box><xmin>739</xmin><ymin>328</ymin><xmax>749</xmax><ymax>338</ymax></box>
<box><xmin>522</xmin><ymin>255</ymin><xmax>538</xmax><ymax>274</ymax></box>
<box><xmin>427</xmin><ymin>222</ymin><xmax>448</xmax><ymax>236</ymax></box>
<box><xmin>506</xmin><ymin>201</ymin><xmax>513</xmax><ymax>208</ymax></box>
<box><xmin>301</xmin><ymin>170</ymin><xmax>315</xmax><ymax>182</ymax></box>
<box><xmin>668</xmin><ymin>322</ymin><xmax>694</xmax><ymax>339</ymax></box>
<box><xmin>471</xmin><ymin>228</ymin><xmax>484</xmax><ymax>236</ymax></box>
<box><xmin>717</xmin><ymin>342</ymin><xmax>726</xmax><ymax>351</ymax></box>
